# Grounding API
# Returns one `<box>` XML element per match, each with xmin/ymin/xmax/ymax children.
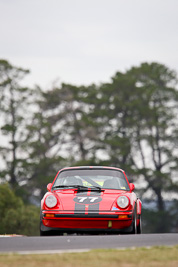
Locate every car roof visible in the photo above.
<box><xmin>59</xmin><ymin>166</ymin><xmax>124</xmax><ymax>173</ymax></box>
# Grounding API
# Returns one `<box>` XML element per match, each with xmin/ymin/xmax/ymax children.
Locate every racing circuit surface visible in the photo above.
<box><xmin>0</xmin><ymin>234</ymin><xmax>178</xmax><ymax>254</ymax></box>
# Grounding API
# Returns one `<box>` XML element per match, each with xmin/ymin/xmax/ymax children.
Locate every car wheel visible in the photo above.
<box><xmin>130</xmin><ymin>208</ymin><xmax>137</xmax><ymax>234</ymax></box>
<box><xmin>40</xmin><ymin>221</ymin><xmax>50</xmax><ymax>236</ymax></box>
<box><xmin>137</xmin><ymin>216</ymin><xmax>142</xmax><ymax>234</ymax></box>
<box><xmin>40</xmin><ymin>229</ymin><xmax>50</xmax><ymax>236</ymax></box>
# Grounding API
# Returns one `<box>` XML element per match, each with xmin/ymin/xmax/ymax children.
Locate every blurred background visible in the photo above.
<box><xmin>0</xmin><ymin>0</ymin><xmax>178</xmax><ymax>235</ymax></box>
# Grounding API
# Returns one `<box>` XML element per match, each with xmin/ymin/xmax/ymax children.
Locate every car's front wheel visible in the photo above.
<box><xmin>130</xmin><ymin>208</ymin><xmax>137</xmax><ymax>234</ymax></box>
<box><xmin>40</xmin><ymin>229</ymin><xmax>50</xmax><ymax>236</ymax></box>
<box><xmin>137</xmin><ymin>216</ymin><xmax>142</xmax><ymax>234</ymax></box>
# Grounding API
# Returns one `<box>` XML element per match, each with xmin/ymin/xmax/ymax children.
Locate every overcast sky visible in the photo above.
<box><xmin>0</xmin><ymin>0</ymin><xmax>178</xmax><ymax>88</ymax></box>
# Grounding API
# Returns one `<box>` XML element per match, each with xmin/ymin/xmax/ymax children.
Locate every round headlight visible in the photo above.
<box><xmin>117</xmin><ymin>196</ymin><xmax>129</xmax><ymax>209</ymax></box>
<box><xmin>45</xmin><ymin>195</ymin><xmax>57</xmax><ymax>208</ymax></box>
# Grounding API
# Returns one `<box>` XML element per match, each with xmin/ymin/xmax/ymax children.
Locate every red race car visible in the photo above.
<box><xmin>40</xmin><ymin>166</ymin><xmax>142</xmax><ymax>235</ymax></box>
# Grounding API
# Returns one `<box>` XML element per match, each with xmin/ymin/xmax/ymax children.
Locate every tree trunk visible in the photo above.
<box><xmin>155</xmin><ymin>188</ymin><xmax>165</xmax><ymax>211</ymax></box>
<box><xmin>10</xmin><ymin>86</ymin><xmax>17</xmax><ymax>186</ymax></box>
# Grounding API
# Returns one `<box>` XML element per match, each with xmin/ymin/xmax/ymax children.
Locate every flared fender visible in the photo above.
<box><xmin>137</xmin><ymin>198</ymin><xmax>142</xmax><ymax>215</ymax></box>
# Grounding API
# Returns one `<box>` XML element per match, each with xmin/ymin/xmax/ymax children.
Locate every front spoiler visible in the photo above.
<box><xmin>42</xmin><ymin>210</ymin><xmax>133</xmax><ymax>217</ymax></box>
<box><xmin>40</xmin><ymin>224</ymin><xmax>133</xmax><ymax>234</ymax></box>
<box><xmin>53</xmin><ymin>213</ymin><xmax>132</xmax><ymax>219</ymax></box>
<box><xmin>41</xmin><ymin>210</ymin><xmax>134</xmax><ymax>234</ymax></box>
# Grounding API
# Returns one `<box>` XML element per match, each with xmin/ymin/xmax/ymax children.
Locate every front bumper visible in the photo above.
<box><xmin>41</xmin><ymin>210</ymin><xmax>133</xmax><ymax>234</ymax></box>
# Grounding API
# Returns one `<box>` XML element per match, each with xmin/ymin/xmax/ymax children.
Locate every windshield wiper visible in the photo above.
<box><xmin>52</xmin><ymin>185</ymin><xmax>102</xmax><ymax>191</ymax></box>
<box><xmin>72</xmin><ymin>185</ymin><xmax>89</xmax><ymax>190</ymax></box>
<box><xmin>90</xmin><ymin>186</ymin><xmax>102</xmax><ymax>191</ymax></box>
<box><xmin>52</xmin><ymin>185</ymin><xmax>89</xmax><ymax>190</ymax></box>
<box><xmin>73</xmin><ymin>185</ymin><xmax>102</xmax><ymax>191</ymax></box>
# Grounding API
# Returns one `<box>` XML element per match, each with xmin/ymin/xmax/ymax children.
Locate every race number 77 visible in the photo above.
<box><xmin>78</xmin><ymin>197</ymin><xmax>98</xmax><ymax>203</ymax></box>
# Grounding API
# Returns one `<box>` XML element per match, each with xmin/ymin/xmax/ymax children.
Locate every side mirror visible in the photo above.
<box><xmin>47</xmin><ymin>183</ymin><xmax>52</xmax><ymax>192</ymax></box>
<box><xmin>129</xmin><ymin>183</ymin><xmax>135</xmax><ymax>192</ymax></box>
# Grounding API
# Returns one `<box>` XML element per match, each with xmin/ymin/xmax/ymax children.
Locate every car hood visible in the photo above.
<box><xmin>53</xmin><ymin>189</ymin><xmax>131</xmax><ymax>212</ymax></box>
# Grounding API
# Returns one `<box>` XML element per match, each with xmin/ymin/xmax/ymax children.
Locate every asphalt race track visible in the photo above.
<box><xmin>0</xmin><ymin>234</ymin><xmax>178</xmax><ymax>254</ymax></box>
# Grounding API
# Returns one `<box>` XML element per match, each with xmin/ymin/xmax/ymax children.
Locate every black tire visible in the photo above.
<box><xmin>137</xmin><ymin>216</ymin><xmax>142</xmax><ymax>234</ymax></box>
<box><xmin>130</xmin><ymin>208</ymin><xmax>137</xmax><ymax>234</ymax></box>
<box><xmin>40</xmin><ymin>229</ymin><xmax>64</xmax><ymax>236</ymax></box>
<box><xmin>40</xmin><ymin>229</ymin><xmax>50</xmax><ymax>236</ymax></box>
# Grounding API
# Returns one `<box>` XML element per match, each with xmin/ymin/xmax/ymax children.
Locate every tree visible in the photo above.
<box><xmin>41</xmin><ymin>83</ymin><xmax>99</xmax><ymax>165</ymax></box>
<box><xmin>127</xmin><ymin>62</ymin><xmax>178</xmax><ymax>216</ymax></box>
<box><xmin>92</xmin><ymin>72</ymin><xmax>142</xmax><ymax>171</ymax></box>
<box><xmin>0</xmin><ymin>184</ymin><xmax>39</xmax><ymax>236</ymax></box>
<box><xmin>22</xmin><ymin>86</ymin><xmax>65</xmax><ymax>198</ymax></box>
<box><xmin>0</xmin><ymin>60</ymin><xmax>31</xmax><ymax>188</ymax></box>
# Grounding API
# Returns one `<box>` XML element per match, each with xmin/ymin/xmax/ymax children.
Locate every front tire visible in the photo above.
<box><xmin>40</xmin><ymin>229</ymin><xmax>50</xmax><ymax>236</ymax></box>
<box><xmin>130</xmin><ymin>209</ymin><xmax>137</xmax><ymax>234</ymax></box>
<box><xmin>137</xmin><ymin>217</ymin><xmax>142</xmax><ymax>234</ymax></box>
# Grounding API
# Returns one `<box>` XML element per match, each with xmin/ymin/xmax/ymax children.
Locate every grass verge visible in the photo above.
<box><xmin>0</xmin><ymin>246</ymin><xmax>178</xmax><ymax>267</ymax></box>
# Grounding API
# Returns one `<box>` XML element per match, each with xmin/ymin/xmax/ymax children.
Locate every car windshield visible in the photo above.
<box><xmin>52</xmin><ymin>169</ymin><xmax>130</xmax><ymax>191</ymax></box>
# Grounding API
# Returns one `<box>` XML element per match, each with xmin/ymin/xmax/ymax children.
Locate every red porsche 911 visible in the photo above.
<box><xmin>40</xmin><ymin>166</ymin><xmax>142</xmax><ymax>235</ymax></box>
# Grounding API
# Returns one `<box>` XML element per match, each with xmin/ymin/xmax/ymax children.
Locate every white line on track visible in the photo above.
<box><xmin>0</xmin><ymin>249</ymin><xmax>90</xmax><ymax>255</ymax></box>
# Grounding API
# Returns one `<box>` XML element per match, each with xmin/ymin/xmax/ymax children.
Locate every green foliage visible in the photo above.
<box><xmin>142</xmin><ymin>201</ymin><xmax>178</xmax><ymax>233</ymax></box>
<box><xmin>0</xmin><ymin>184</ymin><xmax>40</xmax><ymax>236</ymax></box>
<box><xmin>0</xmin><ymin>184</ymin><xmax>23</xmax><ymax>218</ymax></box>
